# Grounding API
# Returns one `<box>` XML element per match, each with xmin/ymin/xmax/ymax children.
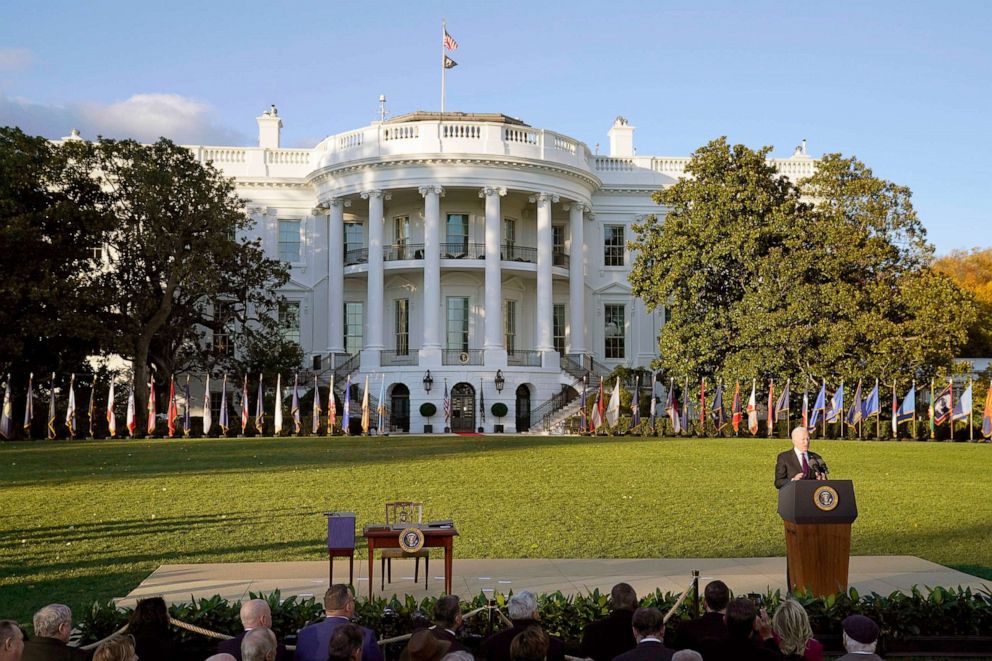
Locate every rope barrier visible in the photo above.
<box><xmin>79</xmin><ymin>625</ymin><xmax>128</xmax><ymax>651</ymax></box>
<box><xmin>377</xmin><ymin>603</ymin><xmax>511</xmax><ymax>646</ymax></box>
<box><xmin>662</xmin><ymin>578</ymin><xmax>696</xmax><ymax>624</ymax></box>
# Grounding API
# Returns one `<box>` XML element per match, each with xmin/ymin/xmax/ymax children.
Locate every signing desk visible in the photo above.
<box><xmin>362</xmin><ymin>524</ymin><xmax>458</xmax><ymax>598</ymax></box>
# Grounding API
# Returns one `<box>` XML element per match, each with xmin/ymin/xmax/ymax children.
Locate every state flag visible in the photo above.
<box><xmin>951</xmin><ymin>382</ymin><xmax>973</xmax><ymax>422</ymax></box>
<box><xmin>746</xmin><ymin>380</ymin><xmax>758</xmax><ymax>435</ymax></box>
<box><xmin>846</xmin><ymin>380</ymin><xmax>863</xmax><ymax>426</ymax></box>
<box><xmin>933</xmin><ymin>383</ymin><xmax>953</xmax><ymax>425</ymax></box>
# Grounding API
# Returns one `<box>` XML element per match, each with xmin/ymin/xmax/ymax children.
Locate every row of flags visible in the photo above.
<box><xmin>0</xmin><ymin>371</ymin><xmax>393</xmax><ymax>440</ymax></box>
<box><xmin>573</xmin><ymin>374</ymin><xmax>992</xmax><ymax>440</ymax></box>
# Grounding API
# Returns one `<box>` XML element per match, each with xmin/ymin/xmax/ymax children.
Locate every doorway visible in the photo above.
<box><xmin>450</xmin><ymin>382</ymin><xmax>476</xmax><ymax>432</ymax></box>
<box><xmin>515</xmin><ymin>384</ymin><xmax>531</xmax><ymax>432</ymax></box>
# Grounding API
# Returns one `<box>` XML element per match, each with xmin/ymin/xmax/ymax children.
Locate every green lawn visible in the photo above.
<box><xmin>1</xmin><ymin>435</ymin><xmax>990</xmax><ymax>623</ymax></box>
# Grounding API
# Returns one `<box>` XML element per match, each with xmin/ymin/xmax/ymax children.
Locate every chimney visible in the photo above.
<box><xmin>257</xmin><ymin>104</ymin><xmax>282</xmax><ymax>149</ymax></box>
<box><xmin>607</xmin><ymin>116</ymin><xmax>635</xmax><ymax>157</ymax></box>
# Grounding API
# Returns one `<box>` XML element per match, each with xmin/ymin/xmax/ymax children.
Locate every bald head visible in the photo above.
<box><xmin>791</xmin><ymin>426</ymin><xmax>809</xmax><ymax>452</ymax></box>
<box><xmin>240</xmin><ymin>599</ymin><xmax>272</xmax><ymax>630</ymax></box>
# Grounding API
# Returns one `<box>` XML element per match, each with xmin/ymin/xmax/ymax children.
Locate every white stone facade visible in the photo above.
<box><xmin>184</xmin><ymin>109</ymin><xmax>815</xmax><ymax>433</ymax></box>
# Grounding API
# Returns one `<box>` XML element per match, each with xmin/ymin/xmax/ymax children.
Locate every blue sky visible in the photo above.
<box><xmin>1</xmin><ymin>0</ymin><xmax>988</xmax><ymax>255</ymax></box>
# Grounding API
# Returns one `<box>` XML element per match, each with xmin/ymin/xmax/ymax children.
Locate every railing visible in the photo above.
<box><xmin>201</xmin><ymin>148</ymin><xmax>246</xmax><ymax>164</ymax></box>
<box><xmin>442</xmin><ymin>123</ymin><xmax>482</xmax><ymax>139</ymax></box>
<box><xmin>338</xmin><ymin>131</ymin><xmax>363</xmax><ymax>150</ymax></box>
<box><xmin>552</xmin><ymin>250</ymin><xmax>569</xmax><ymax>268</ymax></box>
<box><xmin>594</xmin><ymin>156</ymin><xmax>635</xmax><ymax>172</ymax></box>
<box><xmin>265</xmin><ymin>149</ymin><xmax>310</xmax><ymax>165</ymax></box>
<box><xmin>532</xmin><ymin>383</ymin><xmax>582</xmax><ymax>432</ymax></box>
<box><xmin>440</xmin><ymin>242</ymin><xmax>485</xmax><ymax>259</ymax></box>
<box><xmin>503</xmin><ymin>126</ymin><xmax>538</xmax><ymax>145</ymax></box>
<box><xmin>441</xmin><ymin>349</ymin><xmax>484</xmax><ymax>366</ymax></box>
<box><xmin>380</xmin><ymin>350</ymin><xmax>418</xmax><ymax>366</ymax></box>
<box><xmin>507</xmin><ymin>350</ymin><xmax>542</xmax><ymax>367</ymax></box>
<box><xmin>501</xmin><ymin>244</ymin><xmax>536</xmax><ymax>263</ymax></box>
<box><xmin>562</xmin><ymin>354</ymin><xmax>611</xmax><ymax>380</ymax></box>
<box><xmin>332</xmin><ymin>353</ymin><xmax>360</xmax><ymax>383</ymax></box>
<box><xmin>344</xmin><ymin>247</ymin><xmax>368</xmax><ymax>266</ymax></box>
<box><xmin>383</xmin><ymin>125</ymin><xmax>419</xmax><ymax>141</ymax></box>
<box><xmin>384</xmin><ymin>243</ymin><xmax>425</xmax><ymax>261</ymax></box>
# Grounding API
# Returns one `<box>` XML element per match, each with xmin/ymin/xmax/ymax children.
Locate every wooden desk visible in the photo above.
<box><xmin>362</xmin><ymin>526</ymin><xmax>458</xmax><ymax>598</ymax></box>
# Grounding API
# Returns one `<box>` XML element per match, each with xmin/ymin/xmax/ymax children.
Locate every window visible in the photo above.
<box><xmin>395</xmin><ymin>299</ymin><xmax>409</xmax><ymax>355</ymax></box>
<box><xmin>504</xmin><ymin>300</ymin><xmax>516</xmax><ymax>354</ymax></box>
<box><xmin>553</xmin><ymin>304</ymin><xmax>566</xmax><ymax>355</ymax></box>
<box><xmin>503</xmin><ymin>218</ymin><xmax>516</xmax><ymax>248</ymax></box>
<box><xmin>604</xmin><ymin>225</ymin><xmax>625</xmax><ymax>266</ymax></box>
<box><xmin>446</xmin><ymin>213</ymin><xmax>468</xmax><ymax>254</ymax></box>
<box><xmin>605</xmin><ymin>304</ymin><xmax>625</xmax><ymax>359</ymax></box>
<box><xmin>446</xmin><ymin>297</ymin><xmax>469</xmax><ymax>351</ymax></box>
<box><xmin>345</xmin><ymin>302</ymin><xmax>363</xmax><ymax>355</ymax></box>
<box><xmin>278</xmin><ymin>301</ymin><xmax>301</xmax><ymax>346</ymax></box>
<box><xmin>213</xmin><ymin>301</ymin><xmax>234</xmax><ymax>356</ymax></box>
<box><xmin>279</xmin><ymin>220</ymin><xmax>301</xmax><ymax>262</ymax></box>
<box><xmin>394</xmin><ymin>216</ymin><xmax>410</xmax><ymax>245</ymax></box>
<box><xmin>552</xmin><ymin>225</ymin><xmax>564</xmax><ymax>253</ymax></box>
<box><xmin>344</xmin><ymin>222</ymin><xmax>364</xmax><ymax>254</ymax></box>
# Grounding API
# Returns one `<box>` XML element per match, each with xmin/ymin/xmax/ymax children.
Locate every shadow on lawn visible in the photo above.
<box><xmin>0</xmin><ymin>435</ymin><xmax>671</xmax><ymax>486</ymax></box>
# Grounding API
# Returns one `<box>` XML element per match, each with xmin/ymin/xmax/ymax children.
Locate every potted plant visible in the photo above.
<box><xmin>491</xmin><ymin>402</ymin><xmax>508</xmax><ymax>433</ymax></box>
<box><xmin>420</xmin><ymin>402</ymin><xmax>436</xmax><ymax>433</ymax></box>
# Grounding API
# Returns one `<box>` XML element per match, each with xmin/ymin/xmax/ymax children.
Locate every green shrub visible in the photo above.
<box><xmin>491</xmin><ymin>403</ymin><xmax>508</xmax><ymax>418</ymax></box>
<box><xmin>419</xmin><ymin>403</ymin><xmax>436</xmax><ymax>417</ymax></box>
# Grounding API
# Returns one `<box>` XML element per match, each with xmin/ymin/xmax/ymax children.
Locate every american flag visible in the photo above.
<box><xmin>443</xmin><ymin>29</ymin><xmax>458</xmax><ymax>51</ymax></box>
<box><xmin>443</xmin><ymin>380</ymin><xmax>450</xmax><ymax>424</ymax></box>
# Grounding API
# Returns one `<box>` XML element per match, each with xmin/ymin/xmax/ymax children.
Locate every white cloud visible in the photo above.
<box><xmin>0</xmin><ymin>92</ymin><xmax>246</xmax><ymax>145</ymax></box>
<box><xmin>0</xmin><ymin>48</ymin><xmax>32</xmax><ymax>72</ymax></box>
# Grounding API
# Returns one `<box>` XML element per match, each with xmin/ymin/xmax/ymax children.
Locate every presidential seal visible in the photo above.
<box><xmin>813</xmin><ymin>485</ymin><xmax>839</xmax><ymax>511</ymax></box>
<box><xmin>398</xmin><ymin>526</ymin><xmax>425</xmax><ymax>553</ymax></box>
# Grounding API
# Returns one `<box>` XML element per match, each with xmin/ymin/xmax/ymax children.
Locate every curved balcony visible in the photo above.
<box><xmin>344</xmin><ymin>243</ymin><xmax>569</xmax><ymax>268</ymax></box>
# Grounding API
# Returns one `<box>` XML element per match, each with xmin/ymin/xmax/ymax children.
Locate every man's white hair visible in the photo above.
<box><xmin>843</xmin><ymin>632</ymin><xmax>877</xmax><ymax>654</ymax></box>
<box><xmin>441</xmin><ymin>652</ymin><xmax>475</xmax><ymax>661</ymax></box>
<box><xmin>507</xmin><ymin>591</ymin><xmax>538</xmax><ymax>620</ymax></box>
<box><xmin>33</xmin><ymin>604</ymin><xmax>71</xmax><ymax>638</ymax></box>
<box><xmin>672</xmin><ymin>651</ymin><xmax>703</xmax><ymax>661</ymax></box>
<box><xmin>242</xmin><ymin>627</ymin><xmax>276</xmax><ymax>661</ymax></box>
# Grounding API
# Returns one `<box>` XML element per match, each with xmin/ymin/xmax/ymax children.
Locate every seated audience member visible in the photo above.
<box><xmin>127</xmin><ymin>597</ymin><xmax>182</xmax><ymax>661</ymax></box>
<box><xmin>612</xmin><ymin>608</ymin><xmax>673</xmax><ymax>661</ymax></box>
<box><xmin>205</xmin><ymin>656</ymin><xmax>237</xmax><ymax>661</ymax></box>
<box><xmin>430</xmin><ymin>596</ymin><xmax>465</xmax><ymax>653</ymax></box>
<box><xmin>510</xmin><ymin>627</ymin><xmax>548</xmax><ymax>661</ymax></box>
<box><xmin>242</xmin><ymin>628</ymin><xmax>277</xmax><ymax>661</ymax></box>
<box><xmin>399</xmin><ymin>629</ymin><xmax>450</xmax><ymax>661</ymax></box>
<box><xmin>440</xmin><ymin>653</ymin><xmax>474</xmax><ymax>661</ymax></box>
<box><xmin>698</xmin><ymin>598</ymin><xmax>782</xmax><ymax>661</ymax></box>
<box><xmin>218</xmin><ymin>599</ymin><xmax>288</xmax><ymax>661</ymax></box>
<box><xmin>327</xmin><ymin>624</ymin><xmax>364</xmax><ymax>661</ymax></box>
<box><xmin>771</xmin><ymin>600</ymin><xmax>822</xmax><ymax>661</ymax></box>
<box><xmin>0</xmin><ymin>620</ymin><xmax>25</xmax><ymax>661</ymax></box>
<box><xmin>671</xmin><ymin>580</ymin><xmax>729</xmax><ymax>651</ymax></box>
<box><xmin>21</xmin><ymin>604</ymin><xmax>89</xmax><ymax>661</ymax></box>
<box><xmin>670</xmin><ymin>652</ymin><xmax>701</xmax><ymax>661</ymax></box>
<box><xmin>295</xmin><ymin>585</ymin><xmax>383</xmax><ymax>661</ymax></box>
<box><xmin>836</xmin><ymin>615</ymin><xmax>881</xmax><ymax>661</ymax></box>
<box><xmin>479</xmin><ymin>592</ymin><xmax>564</xmax><ymax>661</ymax></box>
<box><xmin>580</xmin><ymin>583</ymin><xmax>638</xmax><ymax>661</ymax></box>
<box><xmin>92</xmin><ymin>634</ymin><xmax>136</xmax><ymax>661</ymax></box>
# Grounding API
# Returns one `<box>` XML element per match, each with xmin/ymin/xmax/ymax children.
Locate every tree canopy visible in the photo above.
<box><xmin>933</xmin><ymin>247</ymin><xmax>992</xmax><ymax>356</ymax></box>
<box><xmin>629</xmin><ymin>137</ymin><xmax>975</xmax><ymax>386</ymax></box>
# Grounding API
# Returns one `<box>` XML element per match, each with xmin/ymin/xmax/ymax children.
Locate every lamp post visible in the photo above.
<box><xmin>494</xmin><ymin>370</ymin><xmax>505</xmax><ymax>393</ymax></box>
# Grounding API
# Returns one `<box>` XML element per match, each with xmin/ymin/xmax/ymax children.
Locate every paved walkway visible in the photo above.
<box><xmin>119</xmin><ymin>556</ymin><xmax>988</xmax><ymax>607</ymax></box>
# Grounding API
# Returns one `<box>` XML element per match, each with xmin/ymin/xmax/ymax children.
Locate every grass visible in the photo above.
<box><xmin>1</xmin><ymin>434</ymin><xmax>990</xmax><ymax>623</ymax></box>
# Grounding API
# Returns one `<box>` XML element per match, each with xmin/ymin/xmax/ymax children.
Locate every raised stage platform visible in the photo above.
<box><xmin>119</xmin><ymin>556</ymin><xmax>988</xmax><ymax>607</ymax></box>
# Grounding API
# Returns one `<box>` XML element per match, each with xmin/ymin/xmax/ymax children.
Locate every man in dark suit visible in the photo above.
<box><xmin>295</xmin><ymin>585</ymin><xmax>383</xmax><ymax>661</ymax></box>
<box><xmin>1</xmin><ymin>620</ymin><xmax>25</xmax><ymax>661</ymax></box>
<box><xmin>217</xmin><ymin>599</ymin><xmax>288</xmax><ymax>661</ymax></box>
<box><xmin>612</xmin><ymin>608</ymin><xmax>673</xmax><ymax>661</ymax></box>
<box><xmin>21</xmin><ymin>605</ymin><xmax>89</xmax><ymax>661</ymax></box>
<box><xmin>479</xmin><ymin>591</ymin><xmax>565</xmax><ymax>661</ymax></box>
<box><xmin>670</xmin><ymin>580</ymin><xmax>729</xmax><ymax>651</ymax></box>
<box><xmin>698</xmin><ymin>599</ymin><xmax>782</xmax><ymax>661</ymax></box>
<box><xmin>429</xmin><ymin>595</ymin><xmax>465</xmax><ymax>652</ymax></box>
<box><xmin>774</xmin><ymin>426</ymin><xmax>827</xmax><ymax>489</ymax></box>
<box><xmin>580</xmin><ymin>583</ymin><xmax>638</xmax><ymax>661</ymax></box>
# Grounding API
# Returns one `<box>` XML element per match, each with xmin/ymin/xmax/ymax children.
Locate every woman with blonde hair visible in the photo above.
<box><xmin>771</xmin><ymin>599</ymin><xmax>823</xmax><ymax>661</ymax></box>
<box><xmin>93</xmin><ymin>634</ymin><xmax>138</xmax><ymax>661</ymax></box>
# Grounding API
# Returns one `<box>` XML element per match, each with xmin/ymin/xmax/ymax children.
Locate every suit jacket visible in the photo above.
<box><xmin>430</xmin><ymin>627</ymin><xmax>466</xmax><ymax>653</ymax></box>
<box><xmin>580</xmin><ymin>609</ymin><xmax>635</xmax><ymax>661</ymax></box>
<box><xmin>295</xmin><ymin>617</ymin><xmax>383</xmax><ymax>661</ymax></box>
<box><xmin>699</xmin><ymin>636</ymin><xmax>783</xmax><ymax>661</ymax></box>
<box><xmin>217</xmin><ymin>629</ymin><xmax>290</xmax><ymax>661</ymax></box>
<box><xmin>479</xmin><ymin>619</ymin><xmax>566</xmax><ymax>661</ymax></box>
<box><xmin>611</xmin><ymin>639</ymin><xmax>673</xmax><ymax>661</ymax></box>
<box><xmin>775</xmin><ymin>450</ymin><xmax>825</xmax><ymax>489</ymax></box>
<box><xmin>21</xmin><ymin>636</ymin><xmax>90</xmax><ymax>661</ymax></box>
<box><xmin>670</xmin><ymin>611</ymin><xmax>727</xmax><ymax>651</ymax></box>
<box><xmin>834</xmin><ymin>654</ymin><xmax>882</xmax><ymax>661</ymax></box>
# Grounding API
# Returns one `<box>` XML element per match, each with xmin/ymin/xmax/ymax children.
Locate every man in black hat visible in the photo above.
<box><xmin>837</xmin><ymin>615</ymin><xmax>881</xmax><ymax>661</ymax></box>
<box><xmin>400</xmin><ymin>629</ymin><xmax>450</xmax><ymax>661</ymax></box>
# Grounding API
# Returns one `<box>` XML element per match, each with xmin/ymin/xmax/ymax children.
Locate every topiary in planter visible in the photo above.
<box><xmin>420</xmin><ymin>403</ymin><xmax>436</xmax><ymax>417</ymax></box>
<box><xmin>491</xmin><ymin>403</ymin><xmax>508</xmax><ymax>418</ymax></box>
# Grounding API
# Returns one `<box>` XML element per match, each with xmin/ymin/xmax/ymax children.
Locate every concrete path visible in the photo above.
<box><xmin>118</xmin><ymin>556</ymin><xmax>989</xmax><ymax>607</ymax></box>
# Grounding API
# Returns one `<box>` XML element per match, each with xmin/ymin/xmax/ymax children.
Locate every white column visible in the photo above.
<box><xmin>481</xmin><ymin>186</ymin><xmax>507</xmax><ymax>365</ymax></box>
<box><xmin>532</xmin><ymin>193</ymin><xmax>558</xmax><ymax>362</ymax></box>
<box><xmin>328</xmin><ymin>198</ymin><xmax>346</xmax><ymax>354</ymax></box>
<box><xmin>419</xmin><ymin>185</ymin><xmax>444</xmax><ymax>366</ymax></box>
<box><xmin>567</xmin><ymin>202</ymin><xmax>587</xmax><ymax>355</ymax></box>
<box><xmin>361</xmin><ymin>190</ymin><xmax>388</xmax><ymax>362</ymax></box>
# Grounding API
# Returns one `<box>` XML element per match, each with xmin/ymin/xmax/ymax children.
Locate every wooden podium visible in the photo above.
<box><xmin>778</xmin><ymin>479</ymin><xmax>858</xmax><ymax>596</ymax></box>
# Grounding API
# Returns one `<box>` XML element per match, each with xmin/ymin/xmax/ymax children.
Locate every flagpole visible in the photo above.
<box><xmin>785</xmin><ymin>378</ymin><xmax>790</xmax><ymax>439</ymax></box>
<box><xmin>948</xmin><ymin>377</ymin><xmax>954</xmax><ymax>442</ymax></box>
<box><xmin>911</xmin><ymin>379</ymin><xmax>917</xmax><ymax>440</ymax></box>
<box><xmin>440</xmin><ymin>19</ymin><xmax>446</xmax><ymax>117</ymax></box>
<box><xmin>929</xmin><ymin>377</ymin><xmax>935</xmax><ymax>440</ymax></box>
<box><xmin>767</xmin><ymin>380</ymin><xmax>773</xmax><ymax>439</ymax></box>
<box><xmin>821</xmin><ymin>379</ymin><xmax>827</xmax><ymax>440</ymax></box>
<box><xmin>891</xmin><ymin>379</ymin><xmax>897</xmax><ymax>440</ymax></box>
<box><xmin>969</xmin><ymin>377</ymin><xmax>974</xmax><ymax>441</ymax></box>
<box><xmin>700</xmin><ymin>377</ymin><xmax>706</xmax><ymax>438</ymax></box>
<box><xmin>839</xmin><ymin>379</ymin><xmax>845</xmax><ymax>439</ymax></box>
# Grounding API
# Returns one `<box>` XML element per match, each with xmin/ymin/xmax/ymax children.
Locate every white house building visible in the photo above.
<box><xmin>177</xmin><ymin>108</ymin><xmax>815</xmax><ymax>433</ymax></box>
